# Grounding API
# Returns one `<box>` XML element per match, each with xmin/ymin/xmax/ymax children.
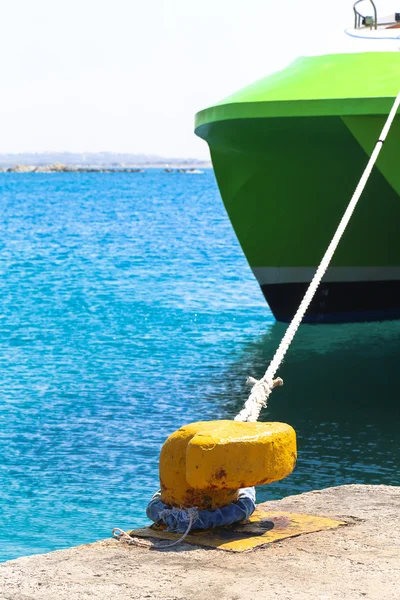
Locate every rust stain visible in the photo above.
<box><xmin>268</xmin><ymin>515</ymin><xmax>290</xmax><ymax>529</ymax></box>
<box><xmin>214</xmin><ymin>468</ymin><xmax>227</xmax><ymax>481</ymax></box>
<box><xmin>201</xmin><ymin>494</ymin><xmax>213</xmax><ymax>510</ymax></box>
<box><xmin>183</xmin><ymin>487</ymin><xmax>201</xmax><ymax>507</ymax></box>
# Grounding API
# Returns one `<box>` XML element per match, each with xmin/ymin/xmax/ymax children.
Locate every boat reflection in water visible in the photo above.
<box><xmin>217</xmin><ymin>318</ymin><xmax>400</xmax><ymax>501</ymax></box>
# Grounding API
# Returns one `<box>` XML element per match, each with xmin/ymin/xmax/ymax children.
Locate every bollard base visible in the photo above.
<box><xmin>128</xmin><ymin>505</ymin><xmax>345</xmax><ymax>552</ymax></box>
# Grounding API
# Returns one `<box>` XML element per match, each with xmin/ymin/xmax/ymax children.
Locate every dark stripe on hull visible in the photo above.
<box><xmin>261</xmin><ymin>280</ymin><xmax>400</xmax><ymax>324</ymax></box>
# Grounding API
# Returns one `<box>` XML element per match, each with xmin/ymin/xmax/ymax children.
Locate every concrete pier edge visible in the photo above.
<box><xmin>1</xmin><ymin>484</ymin><xmax>399</xmax><ymax>600</ymax></box>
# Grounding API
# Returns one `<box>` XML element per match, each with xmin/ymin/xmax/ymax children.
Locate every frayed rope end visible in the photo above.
<box><xmin>246</xmin><ymin>376</ymin><xmax>283</xmax><ymax>389</ymax></box>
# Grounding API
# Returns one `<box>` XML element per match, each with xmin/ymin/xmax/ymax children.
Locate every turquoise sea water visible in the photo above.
<box><xmin>0</xmin><ymin>170</ymin><xmax>399</xmax><ymax>563</ymax></box>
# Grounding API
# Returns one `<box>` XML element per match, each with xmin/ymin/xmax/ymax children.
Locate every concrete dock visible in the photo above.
<box><xmin>1</xmin><ymin>485</ymin><xmax>399</xmax><ymax>600</ymax></box>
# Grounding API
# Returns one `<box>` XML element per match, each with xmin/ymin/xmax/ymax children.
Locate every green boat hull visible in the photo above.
<box><xmin>195</xmin><ymin>53</ymin><xmax>400</xmax><ymax>322</ymax></box>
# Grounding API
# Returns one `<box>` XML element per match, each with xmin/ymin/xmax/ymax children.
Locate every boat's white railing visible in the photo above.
<box><xmin>352</xmin><ymin>0</ymin><xmax>400</xmax><ymax>31</ymax></box>
<box><xmin>353</xmin><ymin>0</ymin><xmax>378</xmax><ymax>29</ymax></box>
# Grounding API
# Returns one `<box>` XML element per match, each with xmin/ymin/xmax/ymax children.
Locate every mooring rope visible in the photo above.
<box><xmin>235</xmin><ymin>91</ymin><xmax>400</xmax><ymax>423</ymax></box>
<box><xmin>112</xmin><ymin>528</ymin><xmax>153</xmax><ymax>548</ymax></box>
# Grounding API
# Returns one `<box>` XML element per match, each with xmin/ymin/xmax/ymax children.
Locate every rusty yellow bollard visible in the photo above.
<box><xmin>159</xmin><ymin>420</ymin><xmax>296</xmax><ymax>510</ymax></box>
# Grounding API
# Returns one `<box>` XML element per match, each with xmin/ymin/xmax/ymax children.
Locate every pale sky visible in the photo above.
<box><xmin>0</xmin><ymin>0</ymin><xmax>396</xmax><ymax>158</ymax></box>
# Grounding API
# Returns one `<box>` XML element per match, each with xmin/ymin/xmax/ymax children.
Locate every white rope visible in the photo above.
<box><xmin>235</xmin><ymin>91</ymin><xmax>400</xmax><ymax>423</ymax></box>
<box><xmin>155</xmin><ymin>510</ymin><xmax>197</xmax><ymax>549</ymax></box>
<box><xmin>235</xmin><ymin>376</ymin><xmax>283</xmax><ymax>422</ymax></box>
<box><xmin>112</xmin><ymin>510</ymin><xmax>197</xmax><ymax>550</ymax></box>
<box><xmin>112</xmin><ymin>528</ymin><xmax>153</xmax><ymax>548</ymax></box>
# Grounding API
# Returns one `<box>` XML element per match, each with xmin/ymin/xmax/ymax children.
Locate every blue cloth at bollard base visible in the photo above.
<box><xmin>146</xmin><ymin>488</ymin><xmax>256</xmax><ymax>533</ymax></box>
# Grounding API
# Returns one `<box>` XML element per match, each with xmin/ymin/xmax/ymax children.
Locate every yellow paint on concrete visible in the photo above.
<box><xmin>159</xmin><ymin>420</ymin><xmax>296</xmax><ymax>510</ymax></box>
<box><xmin>129</xmin><ymin>509</ymin><xmax>346</xmax><ymax>552</ymax></box>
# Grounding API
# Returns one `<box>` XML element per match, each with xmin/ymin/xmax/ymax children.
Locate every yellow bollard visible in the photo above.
<box><xmin>159</xmin><ymin>420</ymin><xmax>296</xmax><ymax>510</ymax></box>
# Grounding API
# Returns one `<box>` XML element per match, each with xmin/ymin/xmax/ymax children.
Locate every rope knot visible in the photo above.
<box><xmin>235</xmin><ymin>377</ymin><xmax>283</xmax><ymax>422</ymax></box>
<box><xmin>158</xmin><ymin>506</ymin><xmax>199</xmax><ymax>532</ymax></box>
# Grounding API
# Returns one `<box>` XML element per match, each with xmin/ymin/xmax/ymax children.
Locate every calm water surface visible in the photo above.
<box><xmin>0</xmin><ymin>170</ymin><xmax>398</xmax><ymax>562</ymax></box>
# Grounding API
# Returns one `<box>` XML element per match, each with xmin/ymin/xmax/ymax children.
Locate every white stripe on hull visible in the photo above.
<box><xmin>252</xmin><ymin>266</ymin><xmax>400</xmax><ymax>285</ymax></box>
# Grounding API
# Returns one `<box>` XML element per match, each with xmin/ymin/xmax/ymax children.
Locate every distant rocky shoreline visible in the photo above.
<box><xmin>0</xmin><ymin>164</ymin><xmax>208</xmax><ymax>173</ymax></box>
